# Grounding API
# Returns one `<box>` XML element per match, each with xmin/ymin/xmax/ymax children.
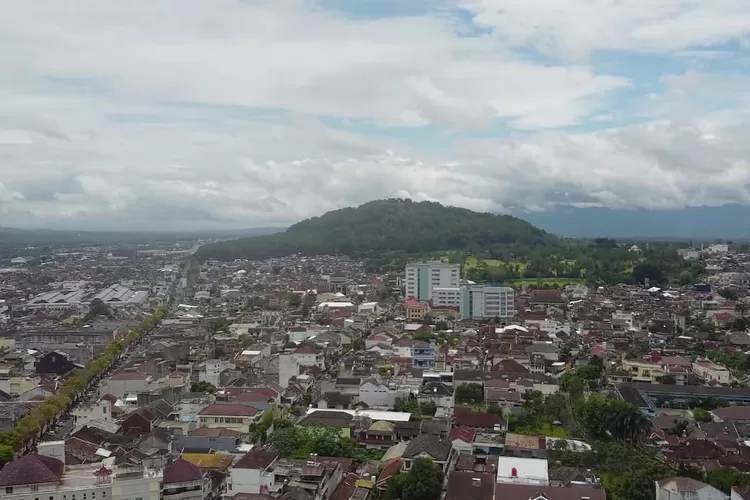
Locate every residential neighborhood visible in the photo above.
<box><xmin>3</xmin><ymin>241</ymin><xmax>750</xmax><ymax>500</ymax></box>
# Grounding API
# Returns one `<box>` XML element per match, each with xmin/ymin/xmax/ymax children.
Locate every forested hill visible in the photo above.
<box><xmin>194</xmin><ymin>199</ymin><xmax>551</xmax><ymax>261</ymax></box>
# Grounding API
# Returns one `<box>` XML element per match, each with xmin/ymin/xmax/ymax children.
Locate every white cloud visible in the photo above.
<box><xmin>458</xmin><ymin>0</ymin><xmax>750</xmax><ymax>58</ymax></box>
<box><xmin>0</xmin><ymin>0</ymin><xmax>749</xmax><ymax>229</ymax></box>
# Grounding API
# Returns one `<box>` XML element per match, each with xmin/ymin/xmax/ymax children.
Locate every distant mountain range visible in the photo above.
<box><xmin>517</xmin><ymin>205</ymin><xmax>750</xmax><ymax>240</ymax></box>
<box><xmin>0</xmin><ymin>226</ymin><xmax>284</xmax><ymax>249</ymax></box>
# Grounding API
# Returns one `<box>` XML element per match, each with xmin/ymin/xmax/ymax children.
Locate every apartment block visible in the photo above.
<box><xmin>404</xmin><ymin>262</ymin><xmax>460</xmax><ymax>301</ymax></box>
<box><xmin>460</xmin><ymin>284</ymin><xmax>515</xmax><ymax>320</ymax></box>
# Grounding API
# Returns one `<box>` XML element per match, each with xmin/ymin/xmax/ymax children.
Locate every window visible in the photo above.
<box><xmin>31</xmin><ymin>485</ymin><xmax>39</xmax><ymax>492</ymax></box>
<box><xmin>5</xmin><ymin>487</ymin><xmax>13</xmax><ymax>494</ymax></box>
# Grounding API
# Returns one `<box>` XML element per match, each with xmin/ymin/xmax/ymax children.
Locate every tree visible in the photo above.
<box><xmin>693</xmin><ymin>408</ymin><xmax>712</xmax><ymax>422</ymax></box>
<box><xmin>420</xmin><ymin>401</ymin><xmax>437</xmax><ymax>417</ymax></box>
<box><xmin>207</xmin><ymin>317</ymin><xmax>230</xmax><ymax>333</ymax></box>
<box><xmin>706</xmin><ymin>467</ymin><xmax>750</xmax><ymax>493</ymax></box>
<box><xmin>454</xmin><ymin>383</ymin><xmax>483</xmax><ymax>404</ymax></box>
<box><xmin>400</xmin><ymin>458</ymin><xmax>443</xmax><ymax>500</ymax></box>
<box><xmin>560</xmin><ymin>373</ymin><xmax>585</xmax><ymax>400</ymax></box>
<box><xmin>0</xmin><ymin>445</ymin><xmax>13</xmax><ymax>468</ymax></box>
<box><xmin>190</xmin><ymin>381</ymin><xmax>217</xmax><ymax>393</ymax></box>
<box><xmin>286</xmin><ymin>293</ymin><xmax>302</xmax><ymax>308</ymax></box>
<box><xmin>86</xmin><ymin>298</ymin><xmax>112</xmax><ymax>320</ymax></box>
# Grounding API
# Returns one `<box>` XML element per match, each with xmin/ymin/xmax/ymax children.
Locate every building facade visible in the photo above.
<box><xmin>404</xmin><ymin>262</ymin><xmax>460</xmax><ymax>301</ymax></box>
<box><xmin>459</xmin><ymin>284</ymin><xmax>514</xmax><ymax>320</ymax></box>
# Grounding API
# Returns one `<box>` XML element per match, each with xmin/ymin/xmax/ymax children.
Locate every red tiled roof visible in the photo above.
<box><xmin>234</xmin><ymin>450</ymin><xmax>278</xmax><ymax>470</ymax></box>
<box><xmin>454</xmin><ymin>411</ymin><xmax>503</xmax><ymax>429</ymax></box>
<box><xmin>198</xmin><ymin>403</ymin><xmax>259</xmax><ymax>417</ymax></box>
<box><xmin>495</xmin><ymin>482</ymin><xmax>605</xmax><ymax>500</ymax></box>
<box><xmin>110</xmin><ymin>371</ymin><xmax>149</xmax><ymax>381</ymax></box>
<box><xmin>294</xmin><ymin>344</ymin><xmax>321</xmax><ymax>355</ymax></box>
<box><xmin>376</xmin><ymin>459</ymin><xmax>402</xmax><ymax>488</ymax></box>
<box><xmin>449</xmin><ymin>426</ymin><xmax>475</xmax><ymax>443</ymax></box>
<box><xmin>403</xmin><ymin>298</ymin><xmax>425</xmax><ymax>308</ymax></box>
<box><xmin>330</xmin><ymin>473</ymin><xmax>358</xmax><ymax>500</ymax></box>
<box><xmin>446</xmin><ymin>472</ymin><xmax>495</xmax><ymax>500</ymax></box>
<box><xmin>163</xmin><ymin>458</ymin><xmax>204</xmax><ymax>485</ymax></box>
<box><xmin>0</xmin><ymin>453</ymin><xmax>65</xmax><ymax>486</ymax></box>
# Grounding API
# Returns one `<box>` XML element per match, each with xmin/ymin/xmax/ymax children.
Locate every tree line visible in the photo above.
<box><xmin>0</xmin><ymin>306</ymin><xmax>169</xmax><ymax>464</ymax></box>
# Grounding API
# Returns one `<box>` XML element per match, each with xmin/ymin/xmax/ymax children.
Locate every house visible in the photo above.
<box><xmin>229</xmin><ymin>449</ymin><xmax>281</xmax><ymax>495</ymax></box>
<box><xmin>198</xmin><ymin>403</ymin><xmax>262</xmax><ymax>433</ymax></box>
<box><xmin>359</xmin><ymin>378</ymin><xmax>394</xmax><ymax>409</ymax></box>
<box><xmin>713</xmin><ymin>406</ymin><xmax>750</xmax><ymax>422</ymax></box>
<box><xmin>317</xmin><ymin>392</ymin><xmax>354</xmax><ymax>410</ymax></box>
<box><xmin>446</xmin><ymin>472</ymin><xmax>495</xmax><ymax>500</ymax></box>
<box><xmin>402</xmin><ymin>298</ymin><xmax>429</xmax><ymax>322</ymax></box>
<box><xmin>104</xmin><ymin>370</ymin><xmax>153</xmax><ymax>398</ymax></box>
<box><xmin>163</xmin><ymin>459</ymin><xmax>211</xmax><ymax>500</ymax></box>
<box><xmin>366</xmin><ymin>332</ymin><xmax>394</xmax><ymax>349</ymax></box>
<box><xmin>393</xmin><ymin>337</ymin><xmax>414</xmax><ymax>358</ymax></box>
<box><xmin>693</xmin><ymin>360</ymin><xmax>731</xmax><ymax>385</ymax></box>
<box><xmin>173</xmin><ymin>427</ymin><xmax>243</xmax><ymax>453</ymax></box>
<box><xmin>402</xmin><ymin>434</ymin><xmax>454</xmax><ymax>472</ymax></box>
<box><xmin>358</xmin><ymin>420</ymin><xmax>397</xmax><ymax>450</ymax></box>
<box><xmin>494</xmin><ymin>483</ymin><xmax>606</xmax><ymax>500</ymax></box>
<box><xmin>412</xmin><ymin>341</ymin><xmax>437</xmax><ymax>370</ymax></box>
<box><xmin>419</xmin><ymin>381</ymin><xmax>453</xmax><ymax>411</ymax></box>
<box><xmin>292</xmin><ymin>344</ymin><xmax>324</xmax><ymax>368</ymax></box>
<box><xmin>453</xmin><ymin>409</ymin><xmax>504</xmax><ymax>431</ymax></box>
<box><xmin>656</xmin><ymin>477</ymin><xmax>727</xmax><ymax>500</ymax></box>
<box><xmin>449</xmin><ymin>426</ymin><xmax>475</xmax><ymax>454</ymax></box>
<box><xmin>34</xmin><ymin>351</ymin><xmax>78</xmax><ymax>376</ymax></box>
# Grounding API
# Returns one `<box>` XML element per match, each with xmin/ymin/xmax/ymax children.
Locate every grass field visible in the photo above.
<box><xmin>463</xmin><ymin>255</ymin><xmax>528</xmax><ymax>272</ymax></box>
<box><xmin>510</xmin><ymin>278</ymin><xmax>585</xmax><ymax>287</ymax></box>
<box><xmin>514</xmin><ymin>423</ymin><xmax>569</xmax><ymax>438</ymax></box>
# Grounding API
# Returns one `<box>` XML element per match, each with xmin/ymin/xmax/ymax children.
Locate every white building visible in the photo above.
<box><xmin>431</xmin><ymin>287</ymin><xmax>461</xmax><ymax>308</ymax></box>
<box><xmin>359</xmin><ymin>378</ymin><xmax>396</xmax><ymax>408</ymax></box>
<box><xmin>229</xmin><ymin>450</ymin><xmax>282</xmax><ymax>496</ymax></box>
<box><xmin>199</xmin><ymin>359</ymin><xmax>234</xmax><ymax>387</ymax></box>
<box><xmin>496</xmin><ymin>456</ymin><xmax>549</xmax><ymax>486</ymax></box>
<box><xmin>656</xmin><ymin>477</ymin><xmax>728</xmax><ymax>500</ymax></box>
<box><xmin>460</xmin><ymin>284</ymin><xmax>515</xmax><ymax>320</ymax></box>
<box><xmin>0</xmin><ymin>442</ymin><xmax>163</xmax><ymax>500</ymax></box>
<box><xmin>405</xmin><ymin>262</ymin><xmax>460</xmax><ymax>301</ymax></box>
<box><xmin>72</xmin><ymin>399</ymin><xmax>112</xmax><ymax>427</ymax></box>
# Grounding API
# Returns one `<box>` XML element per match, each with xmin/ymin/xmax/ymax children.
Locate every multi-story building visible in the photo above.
<box><xmin>431</xmin><ymin>287</ymin><xmax>461</xmax><ymax>308</ymax></box>
<box><xmin>404</xmin><ymin>262</ymin><xmax>460</xmax><ymax>301</ymax></box>
<box><xmin>0</xmin><ymin>442</ymin><xmax>165</xmax><ymax>500</ymax></box>
<box><xmin>412</xmin><ymin>341</ymin><xmax>437</xmax><ymax>370</ymax></box>
<box><xmin>459</xmin><ymin>284</ymin><xmax>515</xmax><ymax>321</ymax></box>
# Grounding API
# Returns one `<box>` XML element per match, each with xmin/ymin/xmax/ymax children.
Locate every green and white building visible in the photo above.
<box><xmin>460</xmin><ymin>284</ymin><xmax>515</xmax><ymax>320</ymax></box>
<box><xmin>404</xmin><ymin>261</ymin><xmax>460</xmax><ymax>302</ymax></box>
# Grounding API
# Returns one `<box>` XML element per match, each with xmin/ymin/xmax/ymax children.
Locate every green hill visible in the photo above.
<box><xmin>194</xmin><ymin>198</ymin><xmax>552</xmax><ymax>261</ymax></box>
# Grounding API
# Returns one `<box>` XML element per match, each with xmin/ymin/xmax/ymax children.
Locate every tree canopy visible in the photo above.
<box><xmin>194</xmin><ymin>199</ymin><xmax>550</xmax><ymax>261</ymax></box>
<box><xmin>385</xmin><ymin>458</ymin><xmax>443</xmax><ymax>500</ymax></box>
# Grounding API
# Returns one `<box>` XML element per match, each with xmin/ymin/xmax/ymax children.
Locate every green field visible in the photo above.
<box><xmin>464</xmin><ymin>255</ymin><xmax>528</xmax><ymax>272</ymax></box>
<box><xmin>514</xmin><ymin>423</ymin><xmax>569</xmax><ymax>438</ymax></box>
<box><xmin>510</xmin><ymin>278</ymin><xmax>585</xmax><ymax>287</ymax></box>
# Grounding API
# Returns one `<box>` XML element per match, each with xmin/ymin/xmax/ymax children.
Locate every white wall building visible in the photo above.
<box><xmin>72</xmin><ymin>399</ymin><xmax>112</xmax><ymax>427</ymax></box>
<box><xmin>405</xmin><ymin>262</ymin><xmax>460</xmax><ymax>301</ymax></box>
<box><xmin>460</xmin><ymin>285</ymin><xmax>515</xmax><ymax>320</ymax></box>
<box><xmin>359</xmin><ymin>378</ymin><xmax>396</xmax><ymax>409</ymax></box>
<box><xmin>431</xmin><ymin>287</ymin><xmax>461</xmax><ymax>308</ymax></box>
<box><xmin>656</xmin><ymin>477</ymin><xmax>728</xmax><ymax>500</ymax></box>
<box><xmin>0</xmin><ymin>442</ymin><xmax>163</xmax><ymax>500</ymax></box>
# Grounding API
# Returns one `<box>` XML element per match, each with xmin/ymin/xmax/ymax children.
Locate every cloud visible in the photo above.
<box><xmin>0</xmin><ymin>0</ymin><xmax>749</xmax><ymax>229</ymax></box>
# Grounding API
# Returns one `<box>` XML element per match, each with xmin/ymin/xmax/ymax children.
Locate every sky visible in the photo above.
<box><xmin>1</xmin><ymin>0</ymin><xmax>750</xmax><ymax>230</ymax></box>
